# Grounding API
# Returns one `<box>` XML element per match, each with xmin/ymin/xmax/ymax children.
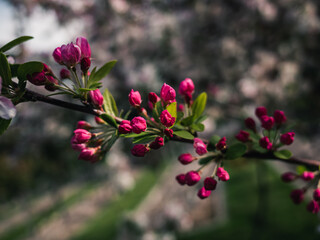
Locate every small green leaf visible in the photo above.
<box><xmin>155</xmin><ymin>101</ymin><xmax>164</xmax><ymax>118</ymax></box>
<box><xmin>246</xmin><ymin>130</ymin><xmax>260</xmax><ymax>142</ymax></box>
<box><xmin>0</xmin><ymin>118</ymin><xmax>12</xmax><ymax>135</ymax></box>
<box><xmin>0</xmin><ymin>53</ymin><xmax>12</xmax><ymax>86</ymax></box>
<box><xmin>173</xmin><ymin>130</ymin><xmax>194</xmax><ymax>140</ymax></box>
<box><xmin>133</xmin><ymin>135</ymin><xmax>157</xmax><ymax>144</ymax></box>
<box><xmin>296</xmin><ymin>165</ymin><xmax>307</xmax><ymax>175</ymax></box>
<box><xmin>225</xmin><ymin>143</ymin><xmax>248</xmax><ymax>160</ymax></box>
<box><xmin>198</xmin><ymin>156</ymin><xmax>214</xmax><ymax>165</ymax></box>
<box><xmin>90</xmin><ymin>60</ymin><xmax>117</xmax><ymax>83</ymax></box>
<box><xmin>180</xmin><ymin>115</ymin><xmax>194</xmax><ymax>126</ymax></box>
<box><xmin>122</xmin><ymin>132</ymin><xmax>152</xmax><ymax>138</ymax></box>
<box><xmin>274</xmin><ymin>149</ymin><xmax>292</xmax><ymax>160</ymax></box>
<box><xmin>10</xmin><ymin>64</ymin><xmax>20</xmax><ymax>78</ymax></box>
<box><xmin>0</xmin><ymin>36</ymin><xmax>33</xmax><ymax>52</ymax></box>
<box><xmin>104</xmin><ymin>132</ymin><xmax>119</xmax><ymax>152</ymax></box>
<box><xmin>78</xmin><ymin>88</ymin><xmax>93</xmax><ymax>93</ymax></box>
<box><xmin>17</xmin><ymin>61</ymin><xmax>43</xmax><ymax>81</ymax></box>
<box><xmin>166</xmin><ymin>102</ymin><xmax>177</xmax><ymax>119</ymax></box>
<box><xmin>103</xmin><ymin>88</ymin><xmax>118</xmax><ymax>116</ymax></box>
<box><xmin>207</xmin><ymin>135</ymin><xmax>221</xmax><ymax>151</ymax></box>
<box><xmin>100</xmin><ymin>113</ymin><xmax>118</xmax><ymax>128</ymax></box>
<box><xmin>195</xmin><ymin>114</ymin><xmax>208</xmax><ymax>123</ymax></box>
<box><xmin>191</xmin><ymin>123</ymin><xmax>204</xmax><ymax>132</ymax></box>
<box><xmin>192</xmin><ymin>92</ymin><xmax>207</xmax><ymax>120</ymax></box>
<box><xmin>176</xmin><ymin>111</ymin><xmax>184</xmax><ymax>122</ymax></box>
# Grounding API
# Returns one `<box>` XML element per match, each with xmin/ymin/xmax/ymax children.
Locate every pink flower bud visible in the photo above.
<box><xmin>301</xmin><ymin>171</ymin><xmax>314</xmax><ymax>181</ymax></box>
<box><xmin>164</xmin><ymin>128</ymin><xmax>173</xmax><ymax>138</ymax></box>
<box><xmin>197</xmin><ymin>187</ymin><xmax>211</xmax><ymax>199</ymax></box>
<box><xmin>149</xmin><ymin>137</ymin><xmax>164</xmax><ymax>149</ymax></box>
<box><xmin>95</xmin><ymin>116</ymin><xmax>105</xmax><ymax>124</ymax></box>
<box><xmin>148</xmin><ymin>92</ymin><xmax>160</xmax><ymax>104</ymax></box>
<box><xmin>71</xmin><ymin>142</ymin><xmax>86</xmax><ymax>152</ymax></box>
<box><xmin>274</xmin><ymin>110</ymin><xmax>287</xmax><ymax>125</ymax></box>
<box><xmin>176</xmin><ymin>174</ymin><xmax>186</xmax><ymax>185</ymax></box>
<box><xmin>77</xmin><ymin>121</ymin><xmax>92</xmax><ymax>130</ymax></box>
<box><xmin>280</xmin><ymin>132</ymin><xmax>295</xmax><ymax>145</ymax></box>
<box><xmin>313</xmin><ymin>189</ymin><xmax>320</xmax><ymax>201</ymax></box>
<box><xmin>245</xmin><ymin>117</ymin><xmax>256</xmax><ymax>131</ymax></box>
<box><xmin>89</xmin><ymin>89</ymin><xmax>104</xmax><ymax>107</ymax></box>
<box><xmin>185</xmin><ymin>171</ymin><xmax>201</xmax><ymax>186</ymax></box>
<box><xmin>76</xmin><ymin>37</ymin><xmax>91</xmax><ymax>59</ymax></box>
<box><xmin>255</xmin><ymin>106</ymin><xmax>267</xmax><ymax>119</ymax></box>
<box><xmin>177</xmin><ymin>104</ymin><xmax>184</xmax><ymax>112</ymax></box>
<box><xmin>160</xmin><ymin>83</ymin><xmax>176</xmax><ymax>103</ymax></box>
<box><xmin>45</xmin><ymin>75</ymin><xmax>59</xmax><ymax>91</ymax></box>
<box><xmin>281</xmin><ymin>172</ymin><xmax>297</xmax><ymax>182</ymax></box>
<box><xmin>80</xmin><ymin>57</ymin><xmax>91</xmax><ymax>73</ymax></box>
<box><xmin>27</xmin><ymin>71</ymin><xmax>46</xmax><ymax>86</ymax></box>
<box><xmin>259</xmin><ymin>136</ymin><xmax>272</xmax><ymax>150</ymax></box>
<box><xmin>178</xmin><ymin>153</ymin><xmax>195</xmax><ymax>165</ymax></box>
<box><xmin>128</xmin><ymin>89</ymin><xmax>142</xmax><ymax>107</ymax></box>
<box><xmin>60</xmin><ymin>43</ymin><xmax>81</xmax><ymax>67</ymax></box>
<box><xmin>79</xmin><ymin>147</ymin><xmax>99</xmax><ymax>162</ymax></box>
<box><xmin>160</xmin><ymin>110</ymin><xmax>175</xmax><ymax>127</ymax></box>
<box><xmin>307</xmin><ymin>200</ymin><xmax>319</xmax><ymax>214</ymax></box>
<box><xmin>193</xmin><ymin>138</ymin><xmax>208</xmax><ymax>155</ymax></box>
<box><xmin>73</xmin><ymin>129</ymin><xmax>92</xmax><ymax>144</ymax></box>
<box><xmin>148</xmin><ymin>101</ymin><xmax>154</xmax><ymax>110</ymax></box>
<box><xmin>260</xmin><ymin>115</ymin><xmax>274</xmax><ymax>130</ymax></box>
<box><xmin>118</xmin><ymin>120</ymin><xmax>132</xmax><ymax>134</ymax></box>
<box><xmin>60</xmin><ymin>68</ymin><xmax>71</xmax><ymax>79</ymax></box>
<box><xmin>204</xmin><ymin>177</ymin><xmax>217</xmax><ymax>190</ymax></box>
<box><xmin>216</xmin><ymin>137</ymin><xmax>227</xmax><ymax>151</ymax></box>
<box><xmin>131</xmin><ymin>116</ymin><xmax>147</xmax><ymax>134</ymax></box>
<box><xmin>131</xmin><ymin>144</ymin><xmax>149</xmax><ymax>157</ymax></box>
<box><xmin>179</xmin><ymin>78</ymin><xmax>195</xmax><ymax>96</ymax></box>
<box><xmin>53</xmin><ymin>47</ymin><xmax>63</xmax><ymax>64</ymax></box>
<box><xmin>216</xmin><ymin>167</ymin><xmax>230</xmax><ymax>181</ymax></box>
<box><xmin>290</xmin><ymin>189</ymin><xmax>304</xmax><ymax>204</ymax></box>
<box><xmin>235</xmin><ymin>130</ymin><xmax>250</xmax><ymax>142</ymax></box>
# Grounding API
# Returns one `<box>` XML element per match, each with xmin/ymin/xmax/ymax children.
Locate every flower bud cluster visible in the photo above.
<box><xmin>176</xmin><ymin>137</ymin><xmax>230</xmax><ymax>199</ymax></box>
<box><xmin>281</xmin><ymin>170</ymin><xmax>320</xmax><ymax>214</ymax></box>
<box><xmin>71</xmin><ymin>121</ymin><xmax>103</xmax><ymax>163</ymax></box>
<box><xmin>235</xmin><ymin>106</ymin><xmax>295</xmax><ymax>152</ymax></box>
<box><xmin>27</xmin><ymin>63</ymin><xmax>59</xmax><ymax>91</ymax></box>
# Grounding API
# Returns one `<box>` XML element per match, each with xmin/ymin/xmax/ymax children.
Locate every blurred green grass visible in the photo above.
<box><xmin>177</xmin><ymin>160</ymin><xmax>320</xmax><ymax>240</ymax></box>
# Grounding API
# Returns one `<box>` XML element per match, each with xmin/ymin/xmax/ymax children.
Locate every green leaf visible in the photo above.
<box><xmin>90</xmin><ymin>60</ymin><xmax>117</xmax><ymax>83</ymax></box>
<box><xmin>0</xmin><ymin>36</ymin><xmax>33</xmax><ymax>52</ymax></box>
<box><xmin>100</xmin><ymin>113</ymin><xmax>118</xmax><ymax>128</ymax></box>
<box><xmin>10</xmin><ymin>64</ymin><xmax>20</xmax><ymax>78</ymax></box>
<box><xmin>173</xmin><ymin>130</ymin><xmax>194</xmax><ymax>140</ymax></box>
<box><xmin>191</xmin><ymin>123</ymin><xmax>204</xmax><ymax>132</ymax></box>
<box><xmin>0</xmin><ymin>118</ymin><xmax>12</xmax><ymax>135</ymax></box>
<box><xmin>155</xmin><ymin>101</ymin><xmax>164</xmax><ymax>118</ymax></box>
<box><xmin>133</xmin><ymin>135</ymin><xmax>157</xmax><ymax>144</ymax></box>
<box><xmin>17</xmin><ymin>61</ymin><xmax>43</xmax><ymax>81</ymax></box>
<box><xmin>103</xmin><ymin>88</ymin><xmax>118</xmax><ymax>116</ymax></box>
<box><xmin>122</xmin><ymin>132</ymin><xmax>152</xmax><ymax>138</ymax></box>
<box><xmin>180</xmin><ymin>115</ymin><xmax>194</xmax><ymax>126</ymax></box>
<box><xmin>225</xmin><ymin>143</ymin><xmax>248</xmax><ymax>160</ymax></box>
<box><xmin>0</xmin><ymin>53</ymin><xmax>12</xmax><ymax>86</ymax></box>
<box><xmin>195</xmin><ymin>114</ymin><xmax>208</xmax><ymax>123</ymax></box>
<box><xmin>166</xmin><ymin>102</ymin><xmax>177</xmax><ymax>119</ymax></box>
<box><xmin>192</xmin><ymin>92</ymin><xmax>207</xmax><ymax>120</ymax></box>
<box><xmin>274</xmin><ymin>149</ymin><xmax>292</xmax><ymax>160</ymax></box>
<box><xmin>246</xmin><ymin>129</ymin><xmax>260</xmax><ymax>142</ymax></box>
<box><xmin>296</xmin><ymin>165</ymin><xmax>307</xmax><ymax>175</ymax></box>
<box><xmin>198</xmin><ymin>156</ymin><xmax>214</xmax><ymax>165</ymax></box>
<box><xmin>207</xmin><ymin>135</ymin><xmax>221</xmax><ymax>151</ymax></box>
<box><xmin>104</xmin><ymin>132</ymin><xmax>119</xmax><ymax>152</ymax></box>
<box><xmin>78</xmin><ymin>88</ymin><xmax>93</xmax><ymax>93</ymax></box>
<box><xmin>176</xmin><ymin>111</ymin><xmax>184</xmax><ymax>122</ymax></box>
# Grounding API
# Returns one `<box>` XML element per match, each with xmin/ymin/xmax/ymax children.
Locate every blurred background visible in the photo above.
<box><xmin>1</xmin><ymin>0</ymin><xmax>320</xmax><ymax>239</ymax></box>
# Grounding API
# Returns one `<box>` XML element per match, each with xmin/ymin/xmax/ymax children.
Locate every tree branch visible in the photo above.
<box><xmin>22</xmin><ymin>88</ymin><xmax>99</xmax><ymax>116</ymax></box>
